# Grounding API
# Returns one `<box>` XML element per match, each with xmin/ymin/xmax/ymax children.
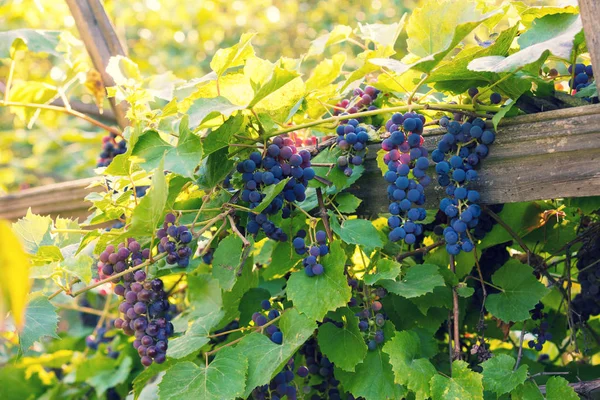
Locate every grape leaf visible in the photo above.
<box><xmin>430</xmin><ymin>360</ymin><xmax>483</xmax><ymax>400</ymax></box>
<box><xmin>132</xmin><ymin>117</ymin><xmax>202</xmax><ymax>178</ymax></box>
<box><xmin>380</xmin><ymin>264</ymin><xmax>445</xmax><ymax>298</ymax></box>
<box><xmin>335</xmin><ymin>322</ymin><xmax>405</xmax><ymax>400</ymax></box>
<box><xmin>222</xmin><ymin>255</ymin><xmax>258</xmax><ymax>323</ymax></box>
<box><xmin>331</xmin><ymin>218</ymin><xmax>383</xmax><ymax>251</ymax></box>
<box><xmin>253</xmin><ymin>178</ymin><xmax>290</xmax><ymax>214</ymax></box>
<box><xmin>364</xmin><ymin>258</ymin><xmax>402</xmax><ymax>285</ymax></box>
<box><xmin>12</xmin><ymin>209</ymin><xmax>53</xmax><ymax>254</ymax></box>
<box><xmin>335</xmin><ymin>192</ymin><xmax>362</xmax><ymax>214</ymax></box>
<box><xmin>468</xmin><ymin>14</ymin><xmax>582</xmax><ymax>73</ymax></box>
<box><xmin>307</xmin><ymin>25</ymin><xmax>352</xmax><ymax>57</ymax></box>
<box><xmin>187</xmin><ymin>97</ymin><xmax>245</xmax><ymax>129</ymax></box>
<box><xmin>128</xmin><ymin>157</ymin><xmax>168</xmax><ymax>236</ymax></box>
<box><xmin>238</xmin><ymin>288</ymin><xmax>272</xmax><ymax>326</ymax></box>
<box><xmin>485</xmin><ymin>260</ymin><xmax>548</xmax><ymax>322</ymax></box>
<box><xmin>479</xmin><ymin>202</ymin><xmax>541</xmax><ymax>251</ymax></box>
<box><xmin>481</xmin><ymin>354</ymin><xmax>528</xmax><ymax>395</ymax></box>
<box><xmin>210</xmin><ymin>32</ymin><xmax>255</xmax><ymax>76</ymax></box>
<box><xmin>262</xmin><ymin>240</ymin><xmax>302</xmax><ymax>280</ymax></box>
<box><xmin>19</xmin><ymin>294</ymin><xmax>59</xmax><ymax>352</ymax></box>
<box><xmin>545</xmin><ymin>376</ymin><xmax>580</xmax><ymax>400</ymax></box>
<box><xmin>305</xmin><ymin>54</ymin><xmax>347</xmax><ymax>92</ymax></box>
<box><xmin>203</xmin><ymin>114</ymin><xmax>244</xmax><ymax>156</ymax></box>
<box><xmin>86</xmin><ymin>356</ymin><xmax>133</xmax><ymax>397</ymax></box>
<box><xmin>317</xmin><ymin>307</ymin><xmax>368</xmax><ymax>372</ymax></box>
<box><xmin>0</xmin><ymin>29</ymin><xmax>63</xmax><ymax>59</ymax></box>
<box><xmin>236</xmin><ymin>308</ymin><xmax>316</xmax><ymax>398</ymax></box>
<box><xmin>286</xmin><ymin>240</ymin><xmax>351</xmax><ymax>321</ymax></box>
<box><xmin>383</xmin><ymin>330</ymin><xmax>436</xmax><ymax>400</ymax></box>
<box><xmin>248</xmin><ymin>66</ymin><xmax>299</xmax><ymax>108</ymax></box>
<box><xmin>159</xmin><ymin>347</ymin><xmax>247</xmax><ymax>400</ymax></box>
<box><xmin>511</xmin><ymin>381</ymin><xmax>544</xmax><ymax>400</ymax></box>
<box><xmin>196</xmin><ymin>147</ymin><xmax>235</xmax><ymax>189</ymax></box>
<box><xmin>167</xmin><ymin>310</ymin><xmax>224</xmax><ymax>359</ymax></box>
<box><xmin>357</xmin><ymin>21</ymin><xmax>405</xmax><ymax>48</ymax></box>
<box><xmin>211</xmin><ymin>234</ymin><xmax>244</xmax><ymax>291</ymax></box>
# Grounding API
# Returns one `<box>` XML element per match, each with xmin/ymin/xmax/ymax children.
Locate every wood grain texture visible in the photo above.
<box><xmin>2</xmin><ymin>104</ymin><xmax>600</xmax><ymax>221</ymax></box>
<box><xmin>579</xmin><ymin>0</ymin><xmax>600</xmax><ymax>73</ymax></box>
<box><xmin>65</xmin><ymin>0</ymin><xmax>129</xmax><ymax>129</ymax></box>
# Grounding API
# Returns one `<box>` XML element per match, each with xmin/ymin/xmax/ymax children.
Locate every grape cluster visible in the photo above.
<box><xmin>79</xmin><ymin>298</ymin><xmax>100</xmax><ymax>327</ymax></box>
<box><xmin>572</xmin><ymin>231</ymin><xmax>600</xmax><ymax>323</ymax></box>
<box><xmin>288</xmin><ymin>131</ymin><xmax>318</xmax><ymax>147</ymax></box>
<box><xmin>568</xmin><ymin>63</ymin><xmax>594</xmax><ymax>94</ymax></box>
<box><xmin>238</xmin><ymin>137</ymin><xmax>316</xmax><ymax>241</ymax></box>
<box><xmin>472</xmin><ymin>204</ymin><xmax>504</xmax><ymax>240</ymax></box>
<box><xmin>251</xmin><ymin>359</ymin><xmax>297</xmax><ymax>400</ymax></box>
<box><xmin>381</xmin><ymin>112</ymin><xmax>430</xmax><ymax>245</ymax></box>
<box><xmin>99</xmin><ymin>240</ymin><xmax>172</xmax><ymax>366</ymax></box>
<box><xmin>157</xmin><ymin>213</ymin><xmax>193</xmax><ymax>268</ymax></box>
<box><xmin>252</xmin><ymin>299</ymin><xmax>282</xmax><ymax>344</ymax></box>
<box><xmin>434</xmin><ymin>116</ymin><xmax>496</xmax><ymax>255</ymax></box>
<box><xmin>292</xmin><ymin>229</ymin><xmax>329</xmax><ymax>277</ymax></box>
<box><xmin>297</xmin><ymin>338</ymin><xmax>348</xmax><ymax>400</ymax></box>
<box><xmin>85</xmin><ymin>326</ymin><xmax>119</xmax><ymax>359</ymax></box>
<box><xmin>334</xmin><ymin>118</ymin><xmax>369</xmax><ymax>176</ymax></box>
<box><xmin>357</xmin><ymin>299</ymin><xmax>387</xmax><ymax>351</ymax></box>
<box><xmin>333</xmin><ymin>85</ymin><xmax>381</xmax><ymax>117</ymax></box>
<box><xmin>97</xmin><ymin>133</ymin><xmax>127</xmax><ymax>167</ymax></box>
<box><xmin>528</xmin><ymin>303</ymin><xmax>552</xmax><ymax>351</ymax></box>
<box><xmin>467</xmin><ymin>87</ymin><xmax>503</xmax><ymax>105</ymax></box>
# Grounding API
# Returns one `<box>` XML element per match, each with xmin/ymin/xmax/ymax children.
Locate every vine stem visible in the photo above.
<box><xmin>316</xmin><ymin>188</ymin><xmax>333</xmax><ymax>242</ymax></box>
<box><xmin>0</xmin><ymin>99</ymin><xmax>122</xmax><ymax>136</ymax></box>
<box><xmin>450</xmin><ymin>254</ymin><xmax>461</xmax><ymax>361</ymax></box>
<box><xmin>56</xmin><ymin>302</ymin><xmax>117</xmax><ymax>317</ymax></box>
<box><xmin>4</xmin><ymin>57</ymin><xmax>16</xmax><ymax>104</ymax></box>
<box><xmin>514</xmin><ymin>321</ymin><xmax>526</xmax><ymax>370</ymax></box>
<box><xmin>408</xmin><ymin>74</ymin><xmax>429</xmax><ymax>105</ymax></box>
<box><xmin>264</xmin><ymin>103</ymin><xmax>501</xmax><ymax>139</ymax></box>
<box><xmin>396</xmin><ymin>240</ymin><xmax>444</xmax><ymax>261</ymax></box>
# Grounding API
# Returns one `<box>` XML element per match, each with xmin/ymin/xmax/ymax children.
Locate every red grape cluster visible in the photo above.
<box><xmin>157</xmin><ymin>213</ymin><xmax>193</xmax><ymax>268</ymax></box>
<box><xmin>333</xmin><ymin>85</ymin><xmax>381</xmax><ymax>117</ymax></box>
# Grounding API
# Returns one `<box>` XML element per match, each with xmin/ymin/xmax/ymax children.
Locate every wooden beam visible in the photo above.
<box><xmin>2</xmin><ymin>104</ymin><xmax>600</xmax><ymax>221</ymax></box>
<box><xmin>65</xmin><ymin>0</ymin><xmax>129</xmax><ymax>129</ymax></box>
<box><xmin>579</xmin><ymin>0</ymin><xmax>600</xmax><ymax>71</ymax></box>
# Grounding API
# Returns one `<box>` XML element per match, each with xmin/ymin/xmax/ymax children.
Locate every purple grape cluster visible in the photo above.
<box><xmin>252</xmin><ymin>299</ymin><xmax>282</xmax><ymax>344</ymax></box>
<box><xmin>251</xmin><ymin>359</ymin><xmax>298</xmax><ymax>400</ymax></box>
<box><xmin>97</xmin><ymin>133</ymin><xmax>127</xmax><ymax>167</ymax></box>
<box><xmin>381</xmin><ymin>112</ymin><xmax>430</xmax><ymax>245</ymax></box>
<box><xmin>98</xmin><ymin>240</ymin><xmax>150</xmax><ymax>281</ymax></box>
<box><xmin>113</xmin><ymin>275</ymin><xmax>173</xmax><ymax>366</ymax></box>
<box><xmin>157</xmin><ymin>213</ymin><xmax>193</xmax><ymax>268</ymax></box>
<box><xmin>572</xmin><ymin>233</ymin><xmax>600</xmax><ymax>323</ymax></box>
<box><xmin>238</xmin><ymin>137</ymin><xmax>316</xmax><ymax>242</ymax></box>
<box><xmin>356</xmin><ymin>297</ymin><xmax>387</xmax><ymax>351</ymax></box>
<box><xmin>333</xmin><ymin>85</ymin><xmax>381</xmax><ymax>117</ymax></box>
<box><xmin>335</xmin><ymin>118</ymin><xmax>369</xmax><ymax>176</ymax></box>
<box><xmin>433</xmin><ymin>116</ymin><xmax>496</xmax><ymax>255</ymax></box>
<box><xmin>85</xmin><ymin>326</ymin><xmax>119</xmax><ymax>359</ymax></box>
<box><xmin>528</xmin><ymin>303</ymin><xmax>552</xmax><ymax>351</ymax></box>
<box><xmin>569</xmin><ymin>63</ymin><xmax>594</xmax><ymax>94</ymax></box>
<box><xmin>292</xmin><ymin>230</ymin><xmax>329</xmax><ymax>277</ymax></box>
<box><xmin>296</xmin><ymin>338</ymin><xmax>349</xmax><ymax>400</ymax></box>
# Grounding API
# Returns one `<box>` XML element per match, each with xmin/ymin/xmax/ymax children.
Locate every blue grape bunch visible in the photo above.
<box><xmin>295</xmin><ymin>338</ymin><xmax>347</xmax><ymax>399</ymax></box>
<box><xmin>433</xmin><ymin>116</ymin><xmax>496</xmax><ymax>255</ymax></box>
<box><xmin>357</xmin><ymin>298</ymin><xmax>387</xmax><ymax>351</ymax></box>
<box><xmin>292</xmin><ymin>229</ymin><xmax>329</xmax><ymax>277</ymax></box>
<box><xmin>381</xmin><ymin>112</ymin><xmax>430</xmax><ymax>245</ymax></box>
<box><xmin>252</xmin><ymin>359</ymin><xmax>298</xmax><ymax>400</ymax></box>
<box><xmin>569</xmin><ymin>63</ymin><xmax>594</xmax><ymax>94</ymax></box>
<box><xmin>157</xmin><ymin>213</ymin><xmax>193</xmax><ymax>268</ymax></box>
<box><xmin>528</xmin><ymin>302</ymin><xmax>552</xmax><ymax>351</ymax></box>
<box><xmin>237</xmin><ymin>136</ymin><xmax>316</xmax><ymax>242</ymax></box>
<box><xmin>252</xmin><ymin>299</ymin><xmax>283</xmax><ymax>344</ymax></box>
<box><xmin>334</xmin><ymin>118</ymin><xmax>370</xmax><ymax>176</ymax></box>
<box><xmin>97</xmin><ymin>133</ymin><xmax>127</xmax><ymax>167</ymax></box>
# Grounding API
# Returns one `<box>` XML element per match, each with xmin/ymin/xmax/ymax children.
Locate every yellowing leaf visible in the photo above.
<box><xmin>0</xmin><ymin>220</ymin><xmax>31</xmax><ymax>330</ymax></box>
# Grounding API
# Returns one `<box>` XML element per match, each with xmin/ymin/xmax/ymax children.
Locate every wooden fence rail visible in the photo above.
<box><xmin>2</xmin><ymin>103</ymin><xmax>600</xmax><ymax>221</ymax></box>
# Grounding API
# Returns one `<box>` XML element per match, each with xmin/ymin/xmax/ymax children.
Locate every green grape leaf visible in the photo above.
<box><xmin>87</xmin><ymin>356</ymin><xmax>133</xmax><ymax>397</ymax></box>
<box><xmin>128</xmin><ymin>157</ymin><xmax>168</xmax><ymax>235</ymax></box>
<box><xmin>545</xmin><ymin>376</ymin><xmax>580</xmax><ymax>400</ymax></box>
<box><xmin>380</xmin><ymin>264</ymin><xmax>445</xmax><ymax>299</ymax></box>
<box><xmin>248</xmin><ymin>66</ymin><xmax>299</xmax><ymax>108</ymax></box>
<box><xmin>262</xmin><ymin>240</ymin><xmax>302</xmax><ymax>280</ymax></box>
<box><xmin>132</xmin><ymin>117</ymin><xmax>202</xmax><ymax>178</ymax></box>
<box><xmin>469</xmin><ymin>14</ymin><xmax>583</xmax><ymax>73</ymax></box>
<box><xmin>133</xmin><ymin>359</ymin><xmax>177</xmax><ymax>400</ymax></box>
<box><xmin>357</xmin><ymin>21</ymin><xmax>405</xmax><ymax>48</ymax></box>
<box><xmin>19</xmin><ymin>294</ymin><xmax>59</xmax><ymax>353</ymax></box>
<box><xmin>335</xmin><ymin>322</ymin><xmax>405</xmax><ymax>400</ymax></box>
<box><xmin>237</xmin><ymin>308</ymin><xmax>316</xmax><ymax>398</ymax></box>
<box><xmin>187</xmin><ymin>96</ymin><xmax>245</xmax><ymax>129</ymax></box>
<box><xmin>511</xmin><ymin>381</ymin><xmax>544</xmax><ymax>400</ymax></box>
<box><xmin>222</xmin><ymin>255</ymin><xmax>258</xmax><ymax>323</ymax></box>
<box><xmin>0</xmin><ymin>29</ymin><xmax>63</xmax><ymax>59</ymax></box>
<box><xmin>253</xmin><ymin>178</ymin><xmax>290</xmax><ymax>214</ymax></box>
<box><xmin>456</xmin><ymin>283</ymin><xmax>475</xmax><ymax>298</ymax></box>
<box><xmin>364</xmin><ymin>258</ymin><xmax>402</xmax><ymax>285</ymax></box>
<box><xmin>305</xmin><ymin>53</ymin><xmax>347</xmax><ymax>92</ymax></box>
<box><xmin>210</xmin><ymin>32</ymin><xmax>255</xmax><ymax>76</ymax></box>
<box><xmin>405</xmin><ymin>0</ymin><xmax>502</xmax><ymax>72</ymax></box>
<box><xmin>479</xmin><ymin>202</ymin><xmax>541</xmax><ymax>251</ymax></box>
<box><xmin>317</xmin><ymin>307</ymin><xmax>368</xmax><ymax>372</ymax></box>
<box><xmin>12</xmin><ymin>209</ymin><xmax>53</xmax><ymax>254</ymax></box>
<box><xmin>335</xmin><ymin>192</ymin><xmax>363</xmax><ymax>214</ymax></box>
<box><xmin>0</xmin><ymin>365</ymin><xmax>44</xmax><ymax>399</ymax></box>
<box><xmin>196</xmin><ymin>147</ymin><xmax>235</xmax><ymax>189</ymax></box>
<box><xmin>485</xmin><ymin>260</ymin><xmax>548</xmax><ymax>322</ymax></box>
<box><xmin>212</xmin><ymin>234</ymin><xmax>244</xmax><ymax>291</ymax></box>
<box><xmin>331</xmin><ymin>218</ymin><xmax>383</xmax><ymax>251</ymax></box>
<box><xmin>286</xmin><ymin>240</ymin><xmax>351</xmax><ymax>321</ymax></box>
<box><xmin>481</xmin><ymin>354</ymin><xmax>528</xmax><ymax>395</ymax></box>
<box><xmin>492</xmin><ymin>99</ymin><xmax>518</xmax><ymax>130</ymax></box>
<box><xmin>307</xmin><ymin>25</ymin><xmax>352</xmax><ymax>57</ymax></box>
<box><xmin>430</xmin><ymin>360</ymin><xmax>483</xmax><ymax>400</ymax></box>
<box><xmin>203</xmin><ymin>114</ymin><xmax>244</xmax><ymax>156</ymax></box>
<box><xmin>167</xmin><ymin>310</ymin><xmax>224</xmax><ymax>359</ymax></box>
<box><xmin>383</xmin><ymin>330</ymin><xmax>436</xmax><ymax>400</ymax></box>
<box><xmin>159</xmin><ymin>347</ymin><xmax>247</xmax><ymax>400</ymax></box>
<box><xmin>383</xmin><ymin>294</ymin><xmax>447</xmax><ymax>333</ymax></box>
